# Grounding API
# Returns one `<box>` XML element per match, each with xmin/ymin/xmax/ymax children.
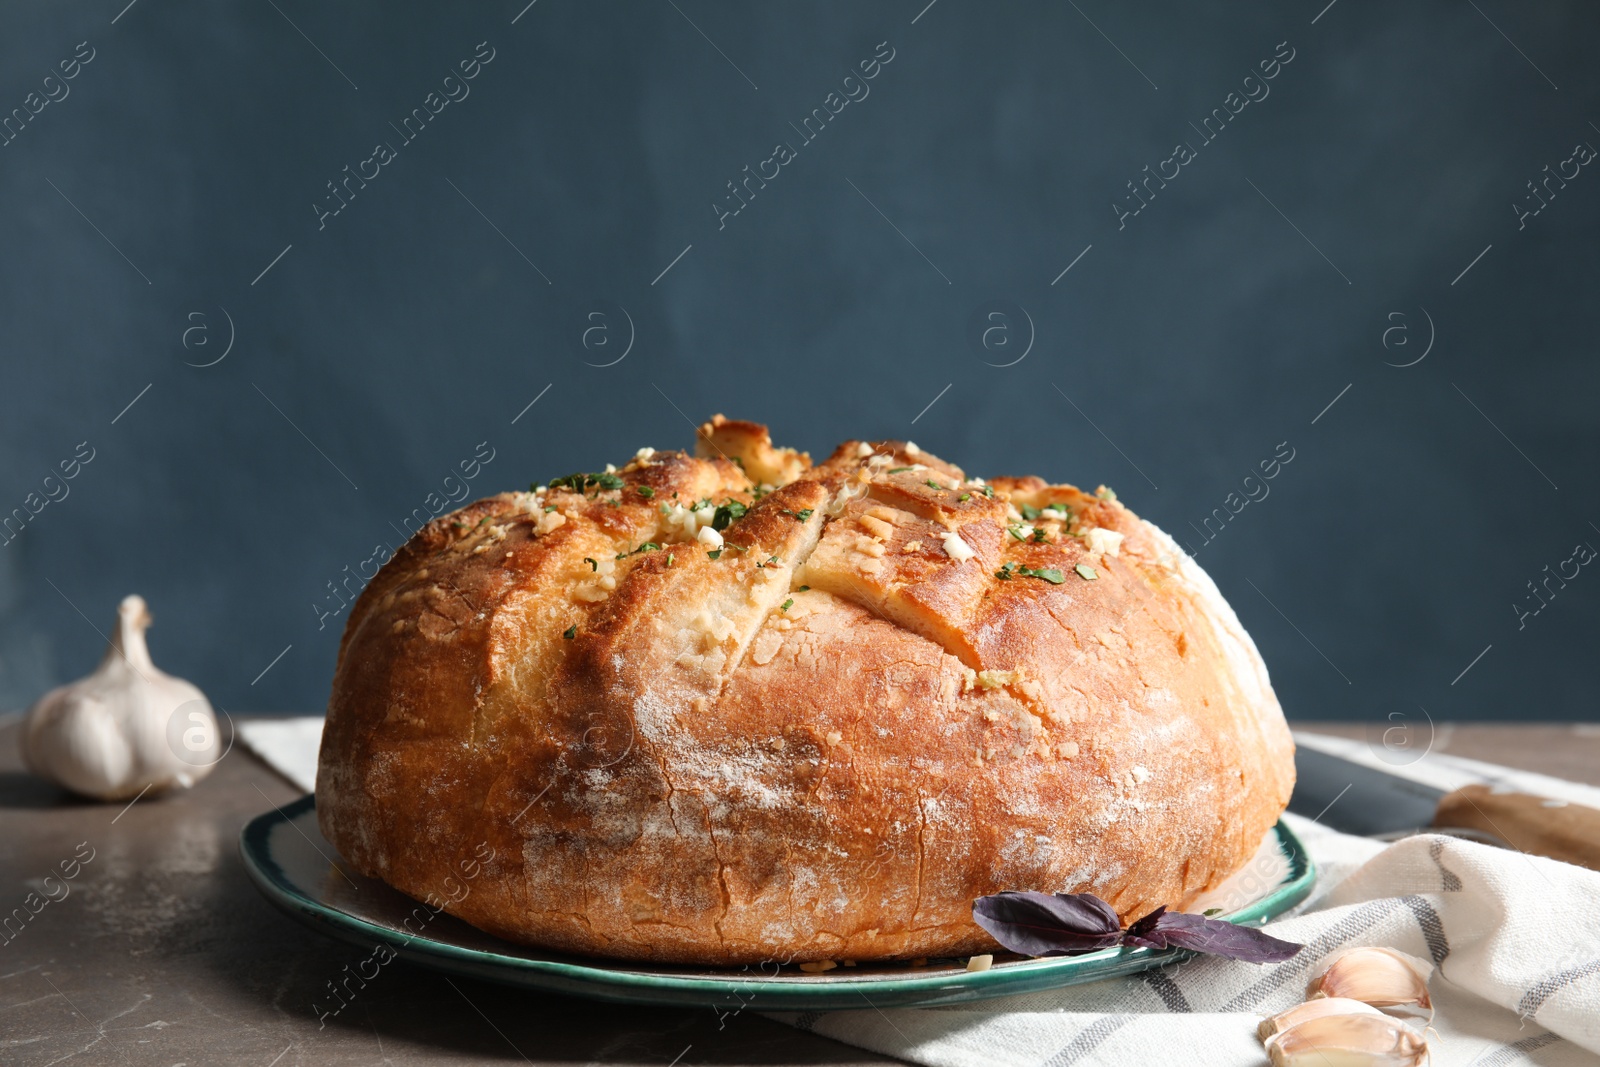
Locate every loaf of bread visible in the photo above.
<box><xmin>316</xmin><ymin>417</ymin><xmax>1295</xmax><ymax>965</ymax></box>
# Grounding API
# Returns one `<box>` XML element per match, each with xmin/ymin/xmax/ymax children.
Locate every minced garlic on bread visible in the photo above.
<box><xmin>316</xmin><ymin>417</ymin><xmax>1295</xmax><ymax>965</ymax></box>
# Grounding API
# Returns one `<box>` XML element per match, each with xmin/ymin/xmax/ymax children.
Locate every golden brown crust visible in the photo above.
<box><xmin>695</xmin><ymin>414</ymin><xmax>811</xmax><ymax>487</ymax></box>
<box><xmin>317</xmin><ymin>426</ymin><xmax>1295</xmax><ymax>965</ymax></box>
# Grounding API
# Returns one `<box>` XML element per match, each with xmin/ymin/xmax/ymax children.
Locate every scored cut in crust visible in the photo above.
<box><xmin>316</xmin><ymin>416</ymin><xmax>1295</xmax><ymax>965</ymax></box>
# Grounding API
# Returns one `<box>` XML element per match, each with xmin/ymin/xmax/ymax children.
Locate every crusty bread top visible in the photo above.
<box><xmin>316</xmin><ymin>417</ymin><xmax>1294</xmax><ymax>965</ymax></box>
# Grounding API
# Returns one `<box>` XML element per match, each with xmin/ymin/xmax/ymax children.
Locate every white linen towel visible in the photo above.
<box><xmin>238</xmin><ymin>716</ymin><xmax>323</xmax><ymax>793</ymax></box>
<box><xmin>242</xmin><ymin>721</ymin><xmax>1600</xmax><ymax>1064</ymax></box>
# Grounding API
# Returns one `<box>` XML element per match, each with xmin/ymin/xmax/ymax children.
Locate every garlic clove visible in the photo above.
<box><xmin>1306</xmin><ymin>947</ymin><xmax>1433</xmax><ymax>1011</ymax></box>
<box><xmin>1265</xmin><ymin>1012</ymin><xmax>1428</xmax><ymax>1066</ymax></box>
<box><xmin>1258</xmin><ymin>997</ymin><xmax>1386</xmax><ymax>1042</ymax></box>
<box><xmin>21</xmin><ymin>595</ymin><xmax>221</xmax><ymax>801</ymax></box>
<box><xmin>27</xmin><ymin>695</ymin><xmax>134</xmax><ymax>798</ymax></box>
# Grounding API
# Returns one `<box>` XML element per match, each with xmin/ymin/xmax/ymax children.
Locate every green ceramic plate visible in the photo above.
<box><xmin>240</xmin><ymin>794</ymin><xmax>1314</xmax><ymax>1010</ymax></box>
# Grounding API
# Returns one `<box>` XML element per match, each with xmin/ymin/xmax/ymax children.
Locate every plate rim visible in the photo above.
<box><xmin>240</xmin><ymin>794</ymin><xmax>1316</xmax><ymax>1009</ymax></box>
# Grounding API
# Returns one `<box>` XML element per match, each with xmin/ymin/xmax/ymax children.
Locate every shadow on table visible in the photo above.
<box><xmin>0</xmin><ymin>770</ymin><xmax>84</xmax><ymax>810</ymax></box>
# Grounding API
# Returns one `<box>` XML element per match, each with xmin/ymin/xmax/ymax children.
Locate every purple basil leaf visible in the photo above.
<box><xmin>972</xmin><ymin>892</ymin><xmax>1124</xmax><ymax>957</ymax></box>
<box><xmin>1124</xmin><ymin>905</ymin><xmax>1169</xmax><ymax>945</ymax></box>
<box><xmin>1122</xmin><ymin>908</ymin><xmax>1302</xmax><ymax>963</ymax></box>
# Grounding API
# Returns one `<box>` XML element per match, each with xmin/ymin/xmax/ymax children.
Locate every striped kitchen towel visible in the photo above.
<box><xmin>770</xmin><ymin>733</ymin><xmax>1600</xmax><ymax>1066</ymax></box>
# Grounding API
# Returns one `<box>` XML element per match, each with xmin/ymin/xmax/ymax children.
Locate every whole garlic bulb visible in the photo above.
<box><xmin>21</xmin><ymin>595</ymin><xmax>220</xmax><ymax>800</ymax></box>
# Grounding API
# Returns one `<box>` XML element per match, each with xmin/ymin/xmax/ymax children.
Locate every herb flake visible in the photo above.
<box><xmin>562</xmin><ymin>624</ymin><xmax>577</xmax><ymax>640</ymax></box>
<box><xmin>711</xmin><ymin>501</ymin><xmax>748</xmax><ymax>531</ymax></box>
<box><xmin>1075</xmin><ymin>563</ymin><xmax>1099</xmax><ymax>581</ymax></box>
<box><xmin>997</xmin><ymin>561</ymin><xmax>1065</xmax><ymax>584</ymax></box>
<box><xmin>780</xmin><ymin>598</ymin><xmax>794</xmax><ymax>612</ymax></box>
<box><xmin>547</xmin><ymin>471</ymin><xmax>625</xmax><ymax>495</ymax></box>
<box><xmin>1020</xmin><ymin>565</ymin><xmax>1065</xmax><ymax>584</ymax></box>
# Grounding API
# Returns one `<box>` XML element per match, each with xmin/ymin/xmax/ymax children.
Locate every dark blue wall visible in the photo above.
<box><xmin>2</xmin><ymin>1</ymin><xmax>1596</xmax><ymax>722</ymax></box>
